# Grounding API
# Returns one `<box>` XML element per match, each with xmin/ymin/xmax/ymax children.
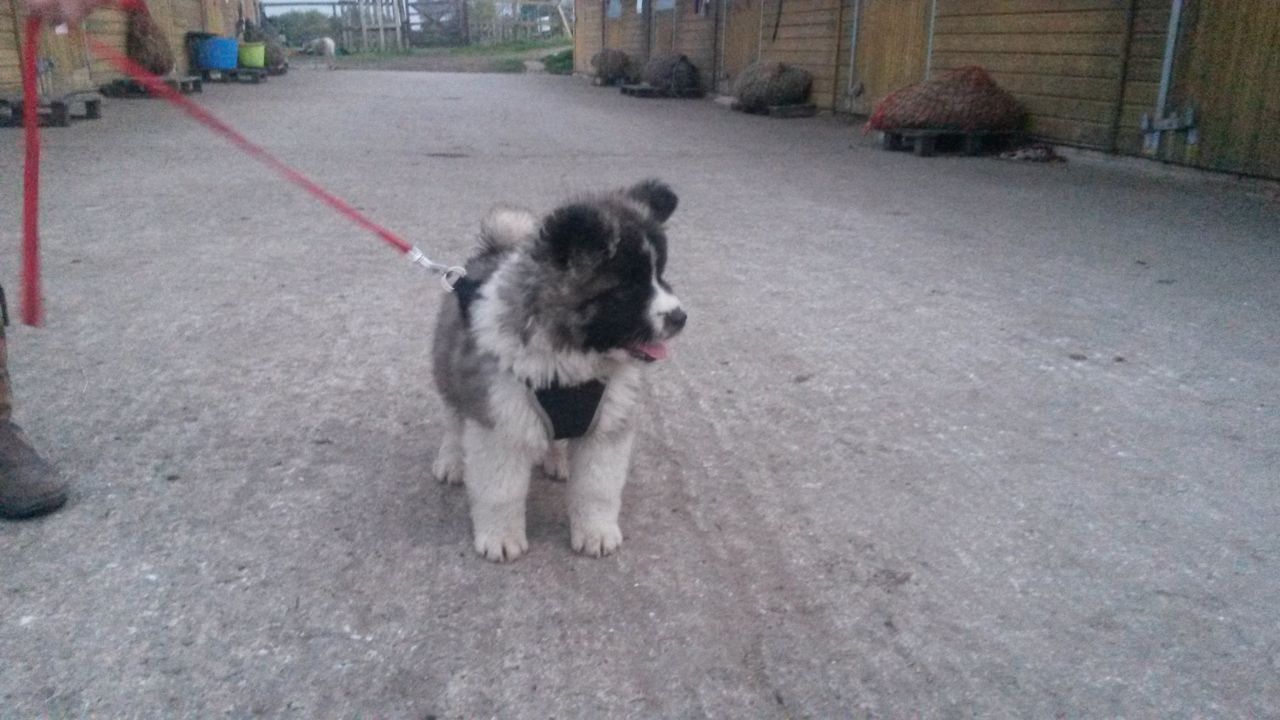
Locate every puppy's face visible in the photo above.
<box><xmin>536</xmin><ymin>180</ymin><xmax>687</xmax><ymax>361</ymax></box>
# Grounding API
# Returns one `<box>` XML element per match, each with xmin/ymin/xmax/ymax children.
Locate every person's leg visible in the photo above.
<box><xmin>0</xmin><ymin>285</ymin><xmax>68</xmax><ymax>519</ymax></box>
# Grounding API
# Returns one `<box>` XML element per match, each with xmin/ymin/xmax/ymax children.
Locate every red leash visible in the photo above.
<box><xmin>21</xmin><ymin>17</ymin><xmax>43</xmax><ymax>326</ymax></box>
<box><xmin>18</xmin><ymin>17</ymin><xmax>461</xmax><ymax>327</ymax></box>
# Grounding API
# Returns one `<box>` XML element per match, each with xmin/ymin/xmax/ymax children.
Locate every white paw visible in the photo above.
<box><xmin>432</xmin><ymin>452</ymin><xmax>464</xmax><ymax>485</ymax></box>
<box><xmin>474</xmin><ymin>530</ymin><xmax>529</xmax><ymax>563</ymax></box>
<box><xmin>571</xmin><ymin>521</ymin><xmax>623</xmax><ymax>558</ymax></box>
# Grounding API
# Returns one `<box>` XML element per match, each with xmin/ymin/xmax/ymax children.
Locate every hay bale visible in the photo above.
<box><xmin>591</xmin><ymin>49</ymin><xmax>634</xmax><ymax>85</ymax></box>
<box><xmin>732</xmin><ymin>61</ymin><xmax>811</xmax><ymax>113</ymax></box>
<box><xmin>865</xmin><ymin>66</ymin><xmax>1024</xmax><ymax>133</ymax></box>
<box><xmin>264</xmin><ymin>39</ymin><xmax>287</xmax><ymax>71</ymax></box>
<box><xmin>126</xmin><ymin>10</ymin><xmax>175</xmax><ymax>76</ymax></box>
<box><xmin>643</xmin><ymin>53</ymin><xmax>700</xmax><ymax>94</ymax></box>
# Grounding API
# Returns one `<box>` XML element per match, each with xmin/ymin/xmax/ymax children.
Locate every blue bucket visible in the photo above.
<box><xmin>196</xmin><ymin>37</ymin><xmax>239</xmax><ymax>71</ymax></box>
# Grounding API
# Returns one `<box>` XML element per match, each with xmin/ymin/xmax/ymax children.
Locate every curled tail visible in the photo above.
<box><xmin>480</xmin><ymin>206</ymin><xmax>538</xmax><ymax>253</ymax></box>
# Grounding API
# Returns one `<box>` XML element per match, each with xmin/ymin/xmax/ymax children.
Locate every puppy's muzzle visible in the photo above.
<box><xmin>663</xmin><ymin>307</ymin><xmax>687</xmax><ymax>336</ymax></box>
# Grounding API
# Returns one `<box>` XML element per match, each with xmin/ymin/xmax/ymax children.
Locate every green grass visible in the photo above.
<box><xmin>542</xmin><ymin>48</ymin><xmax>573</xmax><ymax>75</ymax></box>
<box><xmin>344</xmin><ymin>37</ymin><xmax>569</xmax><ymax>61</ymax></box>
<box><xmin>490</xmin><ymin>57</ymin><xmax>528</xmax><ymax>73</ymax></box>
<box><xmin>448</xmin><ymin>37</ymin><xmax>571</xmax><ymax>56</ymax></box>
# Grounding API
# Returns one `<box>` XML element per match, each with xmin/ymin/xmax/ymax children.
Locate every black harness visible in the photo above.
<box><xmin>456</xmin><ymin>279</ymin><xmax>606</xmax><ymax>440</ymax></box>
<box><xmin>531</xmin><ymin>380</ymin><xmax>607</xmax><ymax>440</ymax></box>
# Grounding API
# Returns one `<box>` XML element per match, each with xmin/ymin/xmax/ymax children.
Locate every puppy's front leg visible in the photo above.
<box><xmin>463</xmin><ymin>422</ymin><xmax>537</xmax><ymax>562</ymax></box>
<box><xmin>568</xmin><ymin>429</ymin><xmax>635</xmax><ymax>557</ymax></box>
<box><xmin>432</xmin><ymin>408</ymin><xmax>466</xmax><ymax>485</ymax></box>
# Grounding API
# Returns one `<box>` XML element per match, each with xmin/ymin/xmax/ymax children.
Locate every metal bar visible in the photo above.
<box><xmin>672</xmin><ymin>0</ymin><xmax>677</xmax><ymax>49</ymax></box>
<box><xmin>830</xmin><ymin>0</ymin><xmax>844</xmax><ymax>108</ymax></box>
<box><xmin>557</xmin><ymin>3</ymin><xmax>572</xmax><ymax>38</ymax></box>
<box><xmin>1145</xmin><ymin>0</ymin><xmax>1184</xmax><ymax>153</ymax></box>
<box><xmin>924</xmin><ymin>0</ymin><xmax>937</xmax><ymax>78</ymax></box>
<box><xmin>845</xmin><ymin>0</ymin><xmax>860</xmax><ymax>98</ymax></box>
<box><xmin>1155</xmin><ymin>0</ymin><xmax>1184</xmax><ymax>118</ymax></box>
<box><xmin>715</xmin><ymin>0</ymin><xmax>726</xmax><ymax>90</ymax></box>
<box><xmin>1107</xmin><ymin>0</ymin><xmax>1138</xmax><ymax>152</ymax></box>
<box><xmin>643</xmin><ymin>0</ymin><xmax>652</xmax><ymax>61</ymax></box>
<box><xmin>709</xmin><ymin>0</ymin><xmax>721</xmax><ymax>89</ymax></box>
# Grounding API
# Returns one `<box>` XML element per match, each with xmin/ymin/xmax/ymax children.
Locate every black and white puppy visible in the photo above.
<box><xmin>431</xmin><ymin>180</ymin><xmax>686</xmax><ymax>562</ymax></box>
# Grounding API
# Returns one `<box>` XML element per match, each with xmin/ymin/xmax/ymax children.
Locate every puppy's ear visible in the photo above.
<box><xmin>541</xmin><ymin>203</ymin><xmax>612</xmax><ymax>267</ymax></box>
<box><xmin>626</xmin><ymin>179</ymin><xmax>678</xmax><ymax>223</ymax></box>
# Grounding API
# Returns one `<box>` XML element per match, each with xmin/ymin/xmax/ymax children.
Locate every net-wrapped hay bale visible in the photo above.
<box><xmin>865</xmin><ymin>66</ymin><xmax>1024</xmax><ymax>133</ymax></box>
<box><xmin>732</xmin><ymin>61</ymin><xmax>812</xmax><ymax>113</ymax></box>
<box><xmin>264</xmin><ymin>39</ymin><xmax>287</xmax><ymax>72</ymax></box>
<box><xmin>591</xmin><ymin>49</ymin><xmax>634</xmax><ymax>85</ymax></box>
<box><xmin>126</xmin><ymin>9</ymin><xmax>175</xmax><ymax>76</ymax></box>
<box><xmin>643</xmin><ymin>53</ymin><xmax>700</xmax><ymax>95</ymax></box>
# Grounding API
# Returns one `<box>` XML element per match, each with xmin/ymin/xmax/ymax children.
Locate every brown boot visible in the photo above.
<box><xmin>0</xmin><ymin>422</ymin><xmax>67</xmax><ymax>519</ymax></box>
<box><xmin>0</xmin><ymin>286</ymin><xmax>67</xmax><ymax>519</ymax></box>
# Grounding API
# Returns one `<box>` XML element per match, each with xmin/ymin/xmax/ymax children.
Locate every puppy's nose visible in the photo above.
<box><xmin>665</xmin><ymin>308</ymin><xmax>687</xmax><ymax>332</ymax></box>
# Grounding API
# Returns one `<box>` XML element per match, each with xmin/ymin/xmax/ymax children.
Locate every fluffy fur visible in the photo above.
<box><xmin>431</xmin><ymin>180</ymin><xmax>686</xmax><ymax>562</ymax></box>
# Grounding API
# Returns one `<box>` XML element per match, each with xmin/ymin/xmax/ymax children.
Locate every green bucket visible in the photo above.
<box><xmin>238</xmin><ymin>42</ymin><xmax>266</xmax><ymax>69</ymax></box>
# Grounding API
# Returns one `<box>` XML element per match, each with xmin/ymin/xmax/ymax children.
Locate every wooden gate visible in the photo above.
<box><xmin>603</xmin><ymin>0</ymin><xmax>646</xmax><ymax>61</ymax></box>
<box><xmin>842</xmin><ymin>0</ymin><xmax>930</xmax><ymax>114</ymax></box>
<box><xmin>650</xmin><ymin>0</ymin><xmax>674</xmax><ymax>56</ymax></box>
<box><xmin>718</xmin><ymin>0</ymin><xmax>759</xmax><ymax>91</ymax></box>
<box><xmin>604</xmin><ymin>0</ymin><xmax>623</xmax><ymax>48</ymax></box>
<box><xmin>1161</xmin><ymin>0</ymin><xmax>1280</xmax><ymax>177</ymax></box>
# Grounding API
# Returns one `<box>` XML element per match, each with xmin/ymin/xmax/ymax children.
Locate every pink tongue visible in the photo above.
<box><xmin>633</xmin><ymin>342</ymin><xmax>669</xmax><ymax>361</ymax></box>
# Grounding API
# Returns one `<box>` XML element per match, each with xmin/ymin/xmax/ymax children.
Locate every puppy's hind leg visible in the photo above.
<box><xmin>432</xmin><ymin>408</ymin><xmax>466</xmax><ymax>485</ymax></box>
<box><xmin>463</xmin><ymin>422</ymin><xmax>537</xmax><ymax>562</ymax></box>
<box><xmin>568</xmin><ymin>430</ymin><xmax>635</xmax><ymax>557</ymax></box>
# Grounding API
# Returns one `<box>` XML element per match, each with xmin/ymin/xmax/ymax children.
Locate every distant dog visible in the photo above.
<box><xmin>303</xmin><ymin>36</ymin><xmax>335</xmax><ymax>68</ymax></box>
<box><xmin>431</xmin><ymin>180</ymin><xmax>687</xmax><ymax>562</ymax></box>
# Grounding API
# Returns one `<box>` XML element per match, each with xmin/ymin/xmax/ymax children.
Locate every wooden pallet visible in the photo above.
<box><xmin>100</xmin><ymin>76</ymin><xmax>203</xmax><ymax>98</ymax></box>
<box><xmin>880</xmin><ymin>128</ymin><xmax>1017</xmax><ymax>157</ymax></box>
<box><xmin>61</xmin><ymin>91</ymin><xmax>103</xmax><ymax>119</ymax></box>
<box><xmin>620</xmin><ymin>83</ymin><xmax>704</xmax><ymax>99</ymax></box>
<box><xmin>730</xmin><ymin>101</ymin><xmax>816</xmax><ymax>118</ymax></box>
<box><xmin>767</xmin><ymin>103</ymin><xmax>816</xmax><ymax>118</ymax></box>
<box><xmin>0</xmin><ymin>97</ymin><xmax>69</xmax><ymax>127</ymax></box>
<box><xmin>200</xmin><ymin>68</ymin><xmax>268</xmax><ymax>84</ymax></box>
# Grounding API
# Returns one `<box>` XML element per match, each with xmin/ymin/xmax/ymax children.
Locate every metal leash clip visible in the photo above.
<box><xmin>407</xmin><ymin>247</ymin><xmax>467</xmax><ymax>292</ymax></box>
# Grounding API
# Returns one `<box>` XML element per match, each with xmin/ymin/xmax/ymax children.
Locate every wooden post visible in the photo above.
<box><xmin>558</xmin><ymin>3</ymin><xmax>572</xmax><ymax>38</ymax></box>
<box><xmin>643</xmin><ymin>0</ymin><xmax>652</xmax><ymax>62</ymax></box>
<box><xmin>359</xmin><ymin>0</ymin><xmax>369</xmax><ymax>51</ymax></box>
<box><xmin>392</xmin><ymin>0</ymin><xmax>404</xmax><ymax>49</ymax></box>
